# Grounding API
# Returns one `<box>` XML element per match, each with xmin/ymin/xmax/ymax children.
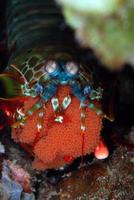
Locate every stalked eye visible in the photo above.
<box><xmin>45</xmin><ymin>60</ymin><xmax>58</xmax><ymax>74</ymax></box>
<box><xmin>65</xmin><ymin>62</ymin><xmax>78</xmax><ymax>75</ymax></box>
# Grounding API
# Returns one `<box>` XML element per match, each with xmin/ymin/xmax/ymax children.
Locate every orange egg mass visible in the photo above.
<box><xmin>12</xmin><ymin>86</ymin><xmax>102</xmax><ymax>170</ymax></box>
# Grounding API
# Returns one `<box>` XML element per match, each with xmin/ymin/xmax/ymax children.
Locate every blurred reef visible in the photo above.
<box><xmin>57</xmin><ymin>0</ymin><xmax>134</xmax><ymax>69</ymax></box>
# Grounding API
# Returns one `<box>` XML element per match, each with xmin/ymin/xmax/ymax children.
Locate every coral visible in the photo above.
<box><xmin>1</xmin><ymin>160</ymin><xmax>35</xmax><ymax>200</ymax></box>
<box><xmin>12</xmin><ymin>86</ymin><xmax>102</xmax><ymax>170</ymax></box>
<box><xmin>8</xmin><ymin>161</ymin><xmax>32</xmax><ymax>193</ymax></box>
<box><xmin>57</xmin><ymin>0</ymin><xmax>134</xmax><ymax>69</ymax></box>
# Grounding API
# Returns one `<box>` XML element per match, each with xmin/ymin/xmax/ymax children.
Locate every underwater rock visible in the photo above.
<box><xmin>0</xmin><ymin>183</ymin><xmax>9</xmax><ymax>200</ymax></box>
<box><xmin>37</xmin><ymin>146</ymin><xmax>134</xmax><ymax>200</ymax></box>
<box><xmin>0</xmin><ymin>141</ymin><xmax>5</xmax><ymax>154</ymax></box>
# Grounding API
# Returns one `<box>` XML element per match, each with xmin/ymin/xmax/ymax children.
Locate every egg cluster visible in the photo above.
<box><xmin>12</xmin><ymin>86</ymin><xmax>102</xmax><ymax>170</ymax></box>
